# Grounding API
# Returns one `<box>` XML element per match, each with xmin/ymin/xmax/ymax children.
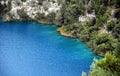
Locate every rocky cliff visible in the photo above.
<box><xmin>0</xmin><ymin>0</ymin><xmax>64</xmax><ymax>23</ymax></box>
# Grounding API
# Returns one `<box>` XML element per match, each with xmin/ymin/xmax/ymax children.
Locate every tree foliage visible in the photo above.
<box><xmin>89</xmin><ymin>52</ymin><xmax>120</xmax><ymax>76</ymax></box>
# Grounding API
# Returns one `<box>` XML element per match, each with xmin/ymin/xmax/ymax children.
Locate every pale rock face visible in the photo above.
<box><xmin>79</xmin><ymin>16</ymin><xmax>89</xmax><ymax>23</ymax></box>
<box><xmin>48</xmin><ymin>3</ymin><xmax>60</xmax><ymax>13</ymax></box>
<box><xmin>0</xmin><ymin>1</ymin><xmax>5</xmax><ymax>5</ymax></box>
<box><xmin>10</xmin><ymin>8</ymin><xmax>20</xmax><ymax>19</ymax></box>
<box><xmin>11</xmin><ymin>0</ymin><xmax>22</xmax><ymax>8</ymax></box>
<box><xmin>86</xmin><ymin>13</ymin><xmax>96</xmax><ymax>19</ymax></box>
<box><xmin>79</xmin><ymin>10</ymin><xmax>96</xmax><ymax>24</ymax></box>
<box><xmin>4</xmin><ymin>0</ymin><xmax>62</xmax><ymax>20</ymax></box>
<box><xmin>0</xmin><ymin>0</ymin><xmax>8</xmax><ymax>5</ymax></box>
<box><xmin>111</xmin><ymin>9</ymin><xmax>116</xmax><ymax>18</ymax></box>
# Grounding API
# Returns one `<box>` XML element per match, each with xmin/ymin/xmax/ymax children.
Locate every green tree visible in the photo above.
<box><xmin>115</xmin><ymin>42</ymin><xmax>120</xmax><ymax>56</ymax></box>
<box><xmin>107</xmin><ymin>20</ymin><xmax>116</xmax><ymax>31</ymax></box>
<box><xmin>89</xmin><ymin>52</ymin><xmax>120</xmax><ymax>76</ymax></box>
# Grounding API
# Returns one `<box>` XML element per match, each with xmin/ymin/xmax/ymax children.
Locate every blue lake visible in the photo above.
<box><xmin>0</xmin><ymin>20</ymin><xmax>99</xmax><ymax>76</ymax></box>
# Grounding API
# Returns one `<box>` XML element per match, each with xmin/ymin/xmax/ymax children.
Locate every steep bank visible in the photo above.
<box><xmin>0</xmin><ymin>0</ymin><xmax>63</xmax><ymax>23</ymax></box>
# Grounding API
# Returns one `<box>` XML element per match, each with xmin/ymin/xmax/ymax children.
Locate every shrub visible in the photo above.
<box><xmin>36</xmin><ymin>12</ymin><xmax>45</xmax><ymax>20</ymax></box>
<box><xmin>79</xmin><ymin>29</ymin><xmax>90</xmax><ymax>42</ymax></box>
<box><xmin>114</xmin><ymin>22</ymin><xmax>120</xmax><ymax>34</ymax></box>
<box><xmin>89</xmin><ymin>52</ymin><xmax>120</xmax><ymax>76</ymax></box>
<box><xmin>107</xmin><ymin>20</ymin><xmax>116</xmax><ymax>31</ymax></box>
<box><xmin>17</xmin><ymin>9</ymin><xmax>31</xmax><ymax>21</ymax></box>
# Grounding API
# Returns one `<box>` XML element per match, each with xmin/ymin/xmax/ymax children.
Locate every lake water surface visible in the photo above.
<box><xmin>0</xmin><ymin>20</ymin><xmax>99</xmax><ymax>76</ymax></box>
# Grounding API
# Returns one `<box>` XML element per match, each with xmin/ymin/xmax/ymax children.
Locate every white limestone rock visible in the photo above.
<box><xmin>4</xmin><ymin>0</ymin><xmax>62</xmax><ymax>21</ymax></box>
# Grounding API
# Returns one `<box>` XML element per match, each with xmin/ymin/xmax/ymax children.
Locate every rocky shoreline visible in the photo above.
<box><xmin>57</xmin><ymin>27</ymin><xmax>75</xmax><ymax>38</ymax></box>
<box><xmin>57</xmin><ymin>26</ymin><xmax>105</xmax><ymax>56</ymax></box>
<box><xmin>37</xmin><ymin>19</ymin><xmax>53</xmax><ymax>25</ymax></box>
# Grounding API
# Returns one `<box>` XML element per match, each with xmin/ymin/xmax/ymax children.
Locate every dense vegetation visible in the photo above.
<box><xmin>56</xmin><ymin>0</ymin><xmax>120</xmax><ymax>76</ymax></box>
<box><xmin>58</xmin><ymin>0</ymin><xmax>120</xmax><ymax>55</ymax></box>
<box><xmin>88</xmin><ymin>52</ymin><xmax>120</xmax><ymax>76</ymax></box>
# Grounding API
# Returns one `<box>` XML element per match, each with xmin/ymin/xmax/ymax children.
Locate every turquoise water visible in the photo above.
<box><xmin>0</xmin><ymin>20</ymin><xmax>99</xmax><ymax>76</ymax></box>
